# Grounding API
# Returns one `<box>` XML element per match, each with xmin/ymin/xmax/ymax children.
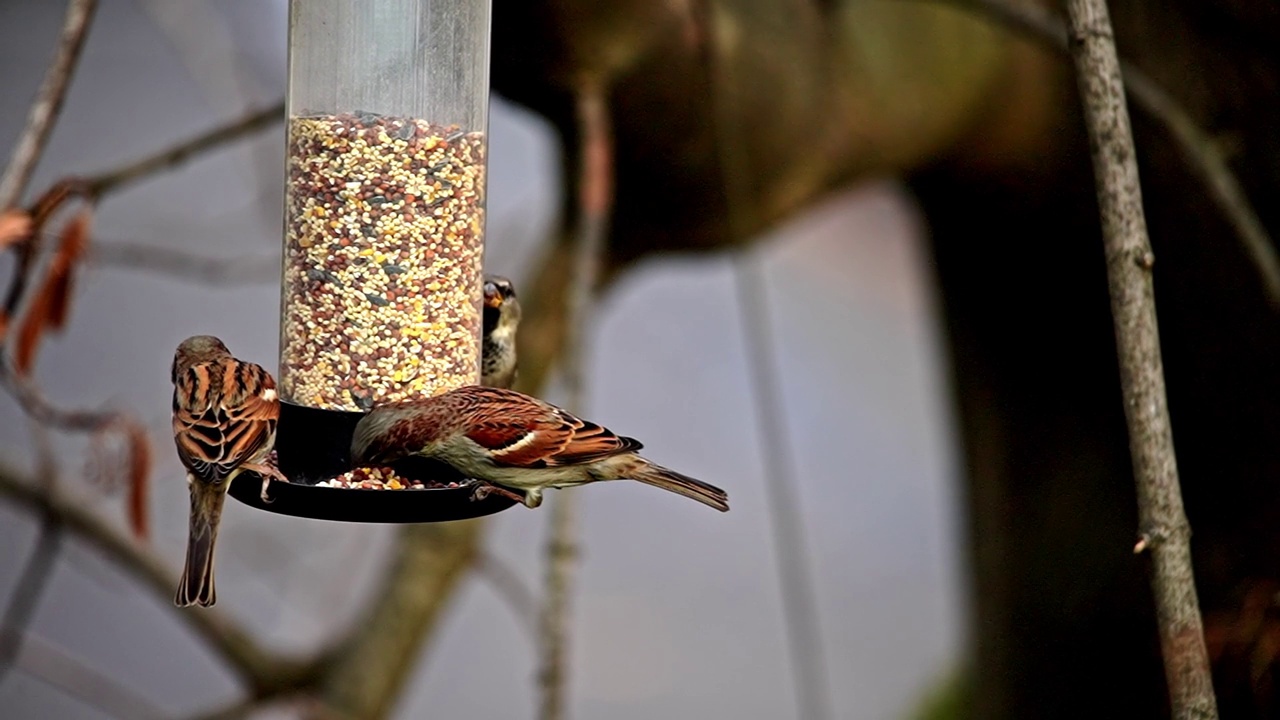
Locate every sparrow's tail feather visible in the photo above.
<box><xmin>631</xmin><ymin>461</ymin><xmax>730</xmax><ymax>512</ymax></box>
<box><xmin>176</xmin><ymin>480</ymin><xmax>226</xmax><ymax>607</ymax></box>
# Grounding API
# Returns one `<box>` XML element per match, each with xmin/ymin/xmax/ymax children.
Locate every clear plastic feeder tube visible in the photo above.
<box><xmin>281</xmin><ymin>0</ymin><xmax>492</xmax><ymax>411</ymax></box>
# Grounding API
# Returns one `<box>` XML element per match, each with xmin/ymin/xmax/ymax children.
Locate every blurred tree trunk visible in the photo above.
<box><xmin>491</xmin><ymin>0</ymin><xmax>1280</xmax><ymax>717</ymax></box>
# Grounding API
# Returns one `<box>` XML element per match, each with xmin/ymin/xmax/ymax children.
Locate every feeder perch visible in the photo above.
<box><xmin>229</xmin><ymin>0</ymin><xmax>510</xmax><ymax>522</ymax></box>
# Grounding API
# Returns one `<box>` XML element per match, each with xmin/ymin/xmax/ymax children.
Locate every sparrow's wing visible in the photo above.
<box><xmin>462</xmin><ymin>389</ymin><xmax>642</xmax><ymax>468</ymax></box>
<box><xmin>173</xmin><ymin>359</ymin><xmax>278</xmax><ymax>483</ymax></box>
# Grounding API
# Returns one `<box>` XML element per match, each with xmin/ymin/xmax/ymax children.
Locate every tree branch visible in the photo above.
<box><xmin>0</xmin><ymin>425</ymin><xmax>64</xmax><ymax>684</ymax></box>
<box><xmin>732</xmin><ymin>256</ymin><xmax>833</xmax><ymax>720</ymax></box>
<box><xmin>474</xmin><ymin>549</ymin><xmax>537</xmax><ymax>639</ymax></box>
<box><xmin>0</xmin><ymin>464</ymin><xmax>321</xmax><ymax>697</ymax></box>
<box><xmin>697</xmin><ymin>2</ymin><xmax>834</xmax><ymax>718</ymax></box>
<box><xmin>536</xmin><ymin>80</ymin><xmax>614</xmax><ymax>720</ymax></box>
<box><xmin>933</xmin><ymin>0</ymin><xmax>1280</xmax><ymax>307</ymax></box>
<box><xmin>88</xmin><ymin>242</ymin><xmax>277</xmax><ymax>285</ymax></box>
<box><xmin>0</xmin><ymin>517</ymin><xmax>64</xmax><ymax>682</ymax></box>
<box><xmin>316</xmin><ymin>521</ymin><xmax>482</xmax><ymax>719</ymax></box>
<box><xmin>1064</xmin><ymin>0</ymin><xmax>1219</xmax><ymax>717</ymax></box>
<box><xmin>11</xmin><ymin>631</ymin><xmax>166</xmax><ymax>720</ymax></box>
<box><xmin>0</xmin><ymin>0</ymin><xmax>97</xmax><ymax>209</ymax></box>
<box><xmin>83</xmin><ymin>101</ymin><xmax>283</xmax><ymax>200</ymax></box>
<box><xmin>0</xmin><ymin>357</ymin><xmax>122</xmax><ymax>433</ymax></box>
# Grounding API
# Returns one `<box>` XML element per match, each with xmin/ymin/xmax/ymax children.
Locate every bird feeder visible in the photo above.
<box><xmin>229</xmin><ymin>0</ymin><xmax>514</xmax><ymax>521</ymax></box>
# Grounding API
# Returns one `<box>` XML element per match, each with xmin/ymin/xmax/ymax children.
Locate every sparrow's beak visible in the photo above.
<box><xmin>484</xmin><ymin>282</ymin><xmax>504</xmax><ymax>308</ymax></box>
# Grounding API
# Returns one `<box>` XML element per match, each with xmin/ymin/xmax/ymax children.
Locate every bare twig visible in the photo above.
<box><xmin>85</xmin><ymin>101</ymin><xmax>284</xmax><ymax>199</ymax></box>
<box><xmin>11</xmin><ymin>632</ymin><xmax>166</xmax><ymax>720</ymax></box>
<box><xmin>0</xmin><ymin>425</ymin><xmax>64</xmax><ymax>684</ymax></box>
<box><xmin>698</xmin><ymin>2</ymin><xmax>834</xmax><ymax>718</ymax></box>
<box><xmin>536</xmin><ymin>81</ymin><xmax>613</xmax><ymax>720</ymax></box>
<box><xmin>181</xmin><ymin>697</ymin><xmax>265</xmax><ymax>720</ymax></box>
<box><xmin>0</xmin><ymin>0</ymin><xmax>97</xmax><ymax>209</ymax></box>
<box><xmin>474</xmin><ymin>549</ymin><xmax>538</xmax><ymax>639</ymax></box>
<box><xmin>1</xmin><ymin>101</ymin><xmax>281</xmax><ymax>349</ymax></box>
<box><xmin>89</xmin><ymin>242</ymin><xmax>278</xmax><ymax>285</ymax></box>
<box><xmin>733</xmin><ymin>255</ymin><xmax>833</xmax><ymax>720</ymax></box>
<box><xmin>0</xmin><ymin>517</ymin><xmax>64</xmax><ymax>682</ymax></box>
<box><xmin>182</xmin><ymin>693</ymin><xmax>360</xmax><ymax>720</ymax></box>
<box><xmin>932</xmin><ymin>0</ymin><xmax>1280</xmax><ymax>306</ymax></box>
<box><xmin>0</xmin><ymin>464</ymin><xmax>321</xmax><ymax>696</ymax></box>
<box><xmin>539</xmin><ymin>497</ymin><xmax>578</xmax><ymax>720</ymax></box>
<box><xmin>1064</xmin><ymin>0</ymin><xmax>1219</xmax><ymax>717</ymax></box>
<box><xmin>0</xmin><ymin>357</ymin><xmax>122</xmax><ymax>432</ymax></box>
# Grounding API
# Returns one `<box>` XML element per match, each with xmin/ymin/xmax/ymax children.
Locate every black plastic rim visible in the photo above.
<box><xmin>226</xmin><ymin>400</ymin><xmax>518</xmax><ymax>523</ymax></box>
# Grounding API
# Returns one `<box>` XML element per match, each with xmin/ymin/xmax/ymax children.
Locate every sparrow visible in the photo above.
<box><xmin>481</xmin><ymin>275</ymin><xmax>520</xmax><ymax>390</ymax></box>
<box><xmin>171</xmin><ymin>335</ymin><xmax>287</xmax><ymax>607</ymax></box>
<box><xmin>350</xmin><ymin>385</ymin><xmax>729</xmax><ymax>512</ymax></box>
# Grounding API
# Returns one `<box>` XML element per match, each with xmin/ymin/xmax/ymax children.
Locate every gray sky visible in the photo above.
<box><xmin>0</xmin><ymin>1</ymin><xmax>963</xmax><ymax>718</ymax></box>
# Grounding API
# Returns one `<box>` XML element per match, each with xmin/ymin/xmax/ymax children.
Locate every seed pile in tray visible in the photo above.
<box><xmin>281</xmin><ymin>111</ymin><xmax>486</xmax><ymax>412</ymax></box>
<box><xmin>312</xmin><ymin>466</ymin><xmax>467</xmax><ymax>490</ymax></box>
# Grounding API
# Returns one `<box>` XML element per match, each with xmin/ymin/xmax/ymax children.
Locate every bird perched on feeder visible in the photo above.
<box><xmin>350</xmin><ymin>385</ymin><xmax>729</xmax><ymax>512</ymax></box>
<box><xmin>481</xmin><ymin>275</ymin><xmax>520</xmax><ymax>390</ymax></box>
<box><xmin>171</xmin><ymin>335</ymin><xmax>287</xmax><ymax>607</ymax></box>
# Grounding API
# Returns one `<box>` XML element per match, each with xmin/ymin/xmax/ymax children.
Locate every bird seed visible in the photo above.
<box><xmin>315</xmin><ymin>465</ymin><xmax>464</xmax><ymax>490</ymax></box>
<box><xmin>281</xmin><ymin>112</ymin><xmax>486</xmax><ymax>411</ymax></box>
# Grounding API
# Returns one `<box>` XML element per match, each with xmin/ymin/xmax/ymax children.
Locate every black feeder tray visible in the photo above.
<box><xmin>227</xmin><ymin>401</ymin><xmax>518</xmax><ymax>523</ymax></box>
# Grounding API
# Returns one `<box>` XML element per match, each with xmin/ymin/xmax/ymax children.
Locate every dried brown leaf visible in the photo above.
<box><xmin>13</xmin><ymin>207</ymin><xmax>91</xmax><ymax>373</ymax></box>
<box><xmin>83</xmin><ymin>417</ymin><xmax>152</xmax><ymax>542</ymax></box>
<box><xmin>124</xmin><ymin>420</ymin><xmax>151</xmax><ymax>542</ymax></box>
<box><xmin>0</xmin><ymin>209</ymin><xmax>32</xmax><ymax>252</ymax></box>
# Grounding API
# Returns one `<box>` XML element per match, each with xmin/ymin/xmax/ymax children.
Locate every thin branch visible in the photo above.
<box><xmin>474</xmin><ymin>549</ymin><xmax>538</xmax><ymax>639</ymax></box>
<box><xmin>1</xmin><ymin>102</ymin><xmax>282</xmax><ymax>354</ymax></box>
<box><xmin>0</xmin><ymin>464</ymin><xmax>321</xmax><ymax>697</ymax></box>
<box><xmin>84</xmin><ymin>101</ymin><xmax>284</xmax><ymax>199</ymax></box>
<box><xmin>1063</xmin><ymin>0</ymin><xmax>1219</xmax><ymax>717</ymax></box>
<box><xmin>0</xmin><ymin>0</ymin><xmax>98</xmax><ymax>209</ymax></box>
<box><xmin>0</xmin><ymin>356</ymin><xmax>125</xmax><ymax>432</ymax></box>
<box><xmin>537</xmin><ymin>81</ymin><xmax>613</xmax><ymax>720</ymax></box>
<box><xmin>183</xmin><ymin>695</ymin><xmax>358</xmax><ymax>720</ymax></box>
<box><xmin>931</xmin><ymin>0</ymin><xmax>1280</xmax><ymax>307</ymax></box>
<box><xmin>0</xmin><ymin>517</ymin><xmax>64</xmax><ymax>683</ymax></box>
<box><xmin>698</xmin><ymin>2</ymin><xmax>833</xmax><ymax>718</ymax></box>
<box><xmin>11</xmin><ymin>631</ymin><xmax>166</xmax><ymax>720</ymax></box>
<box><xmin>0</xmin><ymin>423</ymin><xmax>64</xmax><ymax>684</ymax></box>
<box><xmin>88</xmin><ymin>242</ymin><xmax>278</xmax><ymax>285</ymax></box>
<box><xmin>733</xmin><ymin>256</ymin><xmax>834</xmax><ymax>720</ymax></box>
<box><xmin>181</xmin><ymin>697</ymin><xmax>264</xmax><ymax>720</ymax></box>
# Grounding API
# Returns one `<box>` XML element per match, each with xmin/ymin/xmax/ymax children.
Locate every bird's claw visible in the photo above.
<box><xmin>466</xmin><ymin>479</ymin><xmax>526</xmax><ymax>505</ymax></box>
<box><xmin>241</xmin><ymin>462</ymin><xmax>288</xmax><ymax>505</ymax></box>
<box><xmin>467</xmin><ymin>479</ymin><xmax>495</xmax><ymax>502</ymax></box>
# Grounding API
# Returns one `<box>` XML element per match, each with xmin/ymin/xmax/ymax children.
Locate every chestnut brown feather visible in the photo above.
<box><xmin>350</xmin><ymin>386</ymin><xmax>729</xmax><ymax>512</ymax></box>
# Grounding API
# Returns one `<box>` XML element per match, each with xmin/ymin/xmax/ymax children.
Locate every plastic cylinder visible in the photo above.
<box><xmin>280</xmin><ymin>0</ymin><xmax>491</xmax><ymax>411</ymax></box>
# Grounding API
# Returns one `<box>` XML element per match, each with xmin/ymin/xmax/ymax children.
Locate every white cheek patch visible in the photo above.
<box><xmin>491</xmin><ymin>431</ymin><xmax>538</xmax><ymax>458</ymax></box>
<box><xmin>261</xmin><ymin>388</ymin><xmax>277</xmax><ymax>401</ymax></box>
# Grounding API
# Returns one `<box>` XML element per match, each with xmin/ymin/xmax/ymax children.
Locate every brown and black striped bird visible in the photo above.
<box><xmin>350</xmin><ymin>385</ymin><xmax>729</xmax><ymax>512</ymax></box>
<box><xmin>171</xmin><ymin>335</ymin><xmax>286</xmax><ymax>607</ymax></box>
<box><xmin>481</xmin><ymin>275</ymin><xmax>520</xmax><ymax>389</ymax></box>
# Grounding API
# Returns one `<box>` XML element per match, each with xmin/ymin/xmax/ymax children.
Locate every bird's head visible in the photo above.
<box><xmin>483</xmin><ymin>275</ymin><xmax>521</xmax><ymax>335</ymax></box>
<box><xmin>172</xmin><ymin>335</ymin><xmax>231</xmax><ymax>383</ymax></box>
<box><xmin>351</xmin><ymin>401</ymin><xmax>444</xmax><ymax>467</ymax></box>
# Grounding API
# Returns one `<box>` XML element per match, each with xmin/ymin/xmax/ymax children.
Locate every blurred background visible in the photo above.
<box><xmin>3</xmin><ymin>0</ymin><xmax>1279</xmax><ymax>719</ymax></box>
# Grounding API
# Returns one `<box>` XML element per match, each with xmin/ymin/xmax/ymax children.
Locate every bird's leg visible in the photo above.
<box><xmin>241</xmin><ymin>462</ymin><xmax>289</xmax><ymax>504</ymax></box>
<box><xmin>466</xmin><ymin>479</ymin><xmax>527</xmax><ymax>505</ymax></box>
